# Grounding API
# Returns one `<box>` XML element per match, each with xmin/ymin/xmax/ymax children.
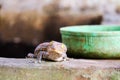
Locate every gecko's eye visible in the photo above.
<box><xmin>63</xmin><ymin>57</ymin><xmax>65</xmax><ymax>59</ymax></box>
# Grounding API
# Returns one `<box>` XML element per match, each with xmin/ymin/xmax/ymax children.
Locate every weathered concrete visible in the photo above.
<box><xmin>0</xmin><ymin>57</ymin><xmax>120</xmax><ymax>80</ymax></box>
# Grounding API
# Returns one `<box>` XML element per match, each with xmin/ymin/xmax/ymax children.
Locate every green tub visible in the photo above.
<box><xmin>60</xmin><ymin>25</ymin><xmax>120</xmax><ymax>59</ymax></box>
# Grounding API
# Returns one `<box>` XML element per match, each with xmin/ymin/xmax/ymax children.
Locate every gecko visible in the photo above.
<box><xmin>27</xmin><ymin>41</ymin><xmax>69</xmax><ymax>63</ymax></box>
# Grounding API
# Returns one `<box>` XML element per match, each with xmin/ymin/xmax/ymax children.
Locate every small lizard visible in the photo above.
<box><xmin>27</xmin><ymin>41</ymin><xmax>69</xmax><ymax>63</ymax></box>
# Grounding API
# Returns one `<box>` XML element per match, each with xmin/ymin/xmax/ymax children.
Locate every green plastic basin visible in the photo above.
<box><xmin>60</xmin><ymin>25</ymin><xmax>120</xmax><ymax>59</ymax></box>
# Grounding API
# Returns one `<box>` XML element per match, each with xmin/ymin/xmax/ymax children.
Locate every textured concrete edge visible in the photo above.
<box><xmin>0</xmin><ymin>66</ymin><xmax>120</xmax><ymax>80</ymax></box>
<box><xmin>0</xmin><ymin>57</ymin><xmax>120</xmax><ymax>69</ymax></box>
<box><xmin>0</xmin><ymin>57</ymin><xmax>120</xmax><ymax>80</ymax></box>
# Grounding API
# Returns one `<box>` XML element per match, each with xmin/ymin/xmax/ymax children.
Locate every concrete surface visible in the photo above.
<box><xmin>0</xmin><ymin>57</ymin><xmax>120</xmax><ymax>80</ymax></box>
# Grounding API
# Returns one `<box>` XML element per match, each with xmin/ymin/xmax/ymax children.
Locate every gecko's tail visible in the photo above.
<box><xmin>26</xmin><ymin>53</ymin><xmax>35</xmax><ymax>58</ymax></box>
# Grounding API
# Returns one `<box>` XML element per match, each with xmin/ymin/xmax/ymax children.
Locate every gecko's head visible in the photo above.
<box><xmin>47</xmin><ymin>41</ymin><xmax>67</xmax><ymax>61</ymax></box>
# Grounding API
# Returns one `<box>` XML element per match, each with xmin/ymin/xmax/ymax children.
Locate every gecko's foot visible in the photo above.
<box><xmin>34</xmin><ymin>61</ymin><xmax>38</xmax><ymax>64</ymax></box>
<box><xmin>34</xmin><ymin>60</ymin><xmax>42</xmax><ymax>63</ymax></box>
<box><xmin>38</xmin><ymin>60</ymin><xmax>42</xmax><ymax>64</ymax></box>
<box><xmin>27</xmin><ymin>53</ymin><xmax>34</xmax><ymax>58</ymax></box>
<box><xmin>63</xmin><ymin>57</ymin><xmax>70</xmax><ymax>61</ymax></box>
<box><xmin>34</xmin><ymin>60</ymin><xmax>41</xmax><ymax>64</ymax></box>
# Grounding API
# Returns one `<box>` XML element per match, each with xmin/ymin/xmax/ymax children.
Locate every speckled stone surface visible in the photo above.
<box><xmin>0</xmin><ymin>57</ymin><xmax>120</xmax><ymax>80</ymax></box>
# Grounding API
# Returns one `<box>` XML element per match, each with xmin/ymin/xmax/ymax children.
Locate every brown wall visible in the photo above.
<box><xmin>0</xmin><ymin>0</ymin><xmax>103</xmax><ymax>45</ymax></box>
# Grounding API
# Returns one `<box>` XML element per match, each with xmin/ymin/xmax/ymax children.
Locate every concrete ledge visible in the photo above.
<box><xmin>0</xmin><ymin>57</ymin><xmax>120</xmax><ymax>80</ymax></box>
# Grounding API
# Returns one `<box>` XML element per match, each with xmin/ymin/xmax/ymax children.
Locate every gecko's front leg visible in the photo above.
<box><xmin>37</xmin><ymin>51</ymin><xmax>48</xmax><ymax>63</ymax></box>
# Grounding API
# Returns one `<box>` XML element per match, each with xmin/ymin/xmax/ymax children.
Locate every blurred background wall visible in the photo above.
<box><xmin>0</xmin><ymin>0</ymin><xmax>120</xmax><ymax>58</ymax></box>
